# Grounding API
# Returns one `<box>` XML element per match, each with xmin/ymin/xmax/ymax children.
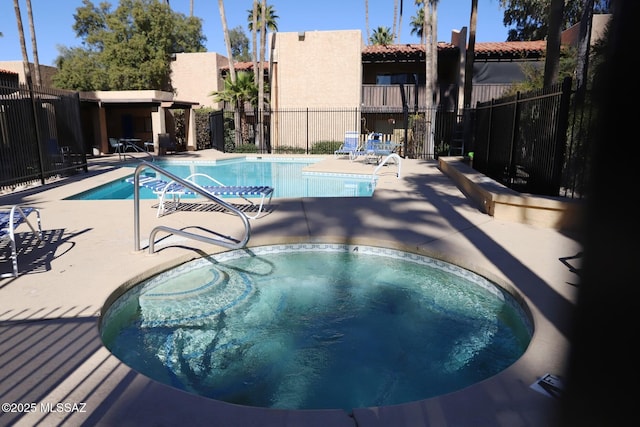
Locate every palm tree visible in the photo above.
<box><xmin>26</xmin><ymin>0</ymin><xmax>41</xmax><ymax>86</ymax></box>
<box><xmin>218</xmin><ymin>0</ymin><xmax>239</xmax><ymax>144</ymax></box>
<box><xmin>414</xmin><ymin>0</ymin><xmax>438</xmax><ymax>158</ymax></box>
<box><xmin>463</xmin><ymin>0</ymin><xmax>478</xmax><ymax>109</ymax></box>
<box><xmin>392</xmin><ymin>0</ymin><xmax>398</xmax><ymax>43</ymax></box>
<box><xmin>247</xmin><ymin>2</ymin><xmax>278</xmax><ymax>151</ymax></box>
<box><xmin>575</xmin><ymin>0</ymin><xmax>595</xmax><ymax>105</ymax></box>
<box><xmin>12</xmin><ymin>0</ymin><xmax>32</xmax><ymax>86</ymax></box>
<box><xmin>218</xmin><ymin>0</ymin><xmax>236</xmax><ymax>83</ymax></box>
<box><xmin>409</xmin><ymin>7</ymin><xmax>425</xmax><ymax>43</ymax></box>
<box><xmin>258</xmin><ymin>0</ymin><xmax>268</xmax><ymax>151</ymax></box>
<box><xmin>365</xmin><ymin>0</ymin><xmax>370</xmax><ymax>44</ymax></box>
<box><xmin>369</xmin><ymin>26</ymin><xmax>394</xmax><ymax>45</ymax></box>
<box><xmin>250</xmin><ymin>1</ymin><xmax>258</xmax><ymax>91</ymax></box>
<box><xmin>211</xmin><ymin>71</ymin><xmax>259</xmax><ymax>144</ymax></box>
<box><xmin>397</xmin><ymin>0</ymin><xmax>404</xmax><ymax>43</ymax></box>
<box><xmin>246</xmin><ymin>3</ymin><xmax>279</xmax><ymax>34</ymax></box>
<box><xmin>544</xmin><ymin>0</ymin><xmax>565</xmax><ymax>87</ymax></box>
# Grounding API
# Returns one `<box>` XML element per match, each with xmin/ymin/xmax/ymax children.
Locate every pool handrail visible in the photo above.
<box><xmin>372</xmin><ymin>153</ymin><xmax>402</xmax><ymax>179</ymax></box>
<box><xmin>133</xmin><ymin>161</ymin><xmax>251</xmax><ymax>253</ymax></box>
<box><xmin>120</xmin><ymin>141</ymin><xmax>155</xmax><ymax>162</ymax></box>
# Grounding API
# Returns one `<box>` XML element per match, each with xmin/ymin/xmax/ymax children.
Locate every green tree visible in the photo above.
<box><xmin>505</xmin><ymin>47</ymin><xmax>577</xmax><ymax>95</ymax></box>
<box><xmin>499</xmin><ymin>0</ymin><xmax>611</xmax><ymax>41</ymax></box>
<box><xmin>229</xmin><ymin>26</ymin><xmax>250</xmax><ymax>62</ymax></box>
<box><xmin>53</xmin><ymin>0</ymin><xmax>205</xmax><ymax>91</ymax></box>
<box><xmin>369</xmin><ymin>26</ymin><xmax>394</xmax><ymax>45</ymax></box>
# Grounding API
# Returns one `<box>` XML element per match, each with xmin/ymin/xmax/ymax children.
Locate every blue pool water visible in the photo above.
<box><xmin>67</xmin><ymin>157</ymin><xmax>375</xmax><ymax>200</ymax></box>
<box><xmin>100</xmin><ymin>244</ymin><xmax>532</xmax><ymax>412</ymax></box>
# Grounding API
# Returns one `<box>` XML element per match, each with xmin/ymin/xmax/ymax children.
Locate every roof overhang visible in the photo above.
<box><xmin>79</xmin><ymin>90</ymin><xmax>199</xmax><ymax>108</ymax></box>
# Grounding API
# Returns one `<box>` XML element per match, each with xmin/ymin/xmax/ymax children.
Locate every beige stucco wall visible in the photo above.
<box><xmin>561</xmin><ymin>14</ymin><xmax>611</xmax><ymax>46</ymax></box>
<box><xmin>271</xmin><ymin>30</ymin><xmax>362</xmax><ymax>109</ymax></box>
<box><xmin>270</xmin><ymin>30</ymin><xmax>363</xmax><ymax>148</ymax></box>
<box><xmin>0</xmin><ymin>61</ymin><xmax>58</xmax><ymax>87</ymax></box>
<box><xmin>170</xmin><ymin>52</ymin><xmax>228</xmax><ymax>109</ymax></box>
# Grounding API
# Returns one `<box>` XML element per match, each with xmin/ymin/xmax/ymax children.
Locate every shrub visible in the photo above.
<box><xmin>195</xmin><ymin>108</ymin><xmax>214</xmax><ymax>150</ymax></box>
<box><xmin>272</xmin><ymin>146</ymin><xmax>306</xmax><ymax>154</ymax></box>
<box><xmin>233</xmin><ymin>143</ymin><xmax>259</xmax><ymax>153</ymax></box>
<box><xmin>311</xmin><ymin>140</ymin><xmax>342</xmax><ymax>154</ymax></box>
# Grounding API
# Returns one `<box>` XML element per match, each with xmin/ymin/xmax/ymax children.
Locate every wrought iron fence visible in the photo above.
<box><xmin>215</xmin><ymin>78</ymin><xmax>589</xmax><ymax>199</ymax></box>
<box><xmin>216</xmin><ymin>107</ymin><xmax>463</xmax><ymax>160</ymax></box>
<box><xmin>471</xmin><ymin>77</ymin><xmax>588</xmax><ymax>198</ymax></box>
<box><xmin>0</xmin><ymin>78</ymin><xmax>87</xmax><ymax>192</ymax></box>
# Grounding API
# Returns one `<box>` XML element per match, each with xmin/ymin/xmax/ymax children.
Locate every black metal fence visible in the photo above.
<box><xmin>214</xmin><ymin>79</ymin><xmax>589</xmax><ymax>199</ymax></box>
<box><xmin>471</xmin><ymin>77</ymin><xmax>588</xmax><ymax>198</ymax></box>
<box><xmin>0</xmin><ymin>78</ymin><xmax>87</xmax><ymax>192</ymax></box>
<box><xmin>0</xmin><ymin>75</ymin><xmax>588</xmax><ymax>200</ymax></box>
<box><xmin>215</xmin><ymin>107</ymin><xmax>463</xmax><ymax>160</ymax></box>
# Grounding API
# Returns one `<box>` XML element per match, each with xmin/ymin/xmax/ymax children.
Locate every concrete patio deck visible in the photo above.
<box><xmin>0</xmin><ymin>150</ymin><xmax>581</xmax><ymax>426</ymax></box>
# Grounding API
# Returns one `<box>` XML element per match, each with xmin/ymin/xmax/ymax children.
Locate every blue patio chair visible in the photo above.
<box><xmin>361</xmin><ymin>132</ymin><xmax>398</xmax><ymax>164</ymax></box>
<box><xmin>109</xmin><ymin>137</ymin><xmax>125</xmax><ymax>160</ymax></box>
<box><xmin>334</xmin><ymin>131</ymin><xmax>361</xmax><ymax>160</ymax></box>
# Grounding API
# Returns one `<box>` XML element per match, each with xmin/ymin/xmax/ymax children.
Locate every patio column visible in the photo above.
<box><xmin>150</xmin><ymin>105</ymin><xmax>166</xmax><ymax>151</ymax></box>
<box><xmin>185</xmin><ymin>107</ymin><xmax>196</xmax><ymax>151</ymax></box>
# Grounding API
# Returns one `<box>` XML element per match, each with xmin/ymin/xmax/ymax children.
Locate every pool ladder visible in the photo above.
<box><xmin>132</xmin><ymin>161</ymin><xmax>251</xmax><ymax>254</ymax></box>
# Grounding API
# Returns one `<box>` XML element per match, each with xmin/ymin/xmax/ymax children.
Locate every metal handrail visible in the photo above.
<box><xmin>120</xmin><ymin>141</ymin><xmax>155</xmax><ymax>162</ymax></box>
<box><xmin>133</xmin><ymin>161</ymin><xmax>251</xmax><ymax>254</ymax></box>
<box><xmin>373</xmin><ymin>153</ymin><xmax>402</xmax><ymax>179</ymax></box>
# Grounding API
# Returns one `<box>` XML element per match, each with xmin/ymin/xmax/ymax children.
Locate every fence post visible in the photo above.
<box><xmin>507</xmin><ymin>92</ymin><xmax>522</xmax><ymax>185</ymax></box>
<box><xmin>26</xmin><ymin>78</ymin><xmax>46</xmax><ymax>185</ymax></box>
<box><xmin>306</xmin><ymin>108</ymin><xmax>309</xmax><ymax>154</ymax></box>
<box><xmin>551</xmin><ymin>77</ymin><xmax>573</xmax><ymax>191</ymax></box>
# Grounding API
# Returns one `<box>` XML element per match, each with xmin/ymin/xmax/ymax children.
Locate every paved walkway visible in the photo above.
<box><xmin>0</xmin><ymin>150</ymin><xmax>581</xmax><ymax>426</ymax></box>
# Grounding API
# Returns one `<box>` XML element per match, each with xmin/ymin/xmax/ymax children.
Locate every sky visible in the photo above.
<box><xmin>1</xmin><ymin>0</ymin><xmax>510</xmax><ymax>67</ymax></box>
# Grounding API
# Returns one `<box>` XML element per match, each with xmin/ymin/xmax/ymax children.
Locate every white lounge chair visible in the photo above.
<box><xmin>334</xmin><ymin>131</ymin><xmax>361</xmax><ymax>160</ymax></box>
<box><xmin>1</xmin><ymin>205</ymin><xmax>43</xmax><ymax>278</ymax></box>
<box><xmin>127</xmin><ymin>174</ymin><xmax>274</xmax><ymax>219</ymax></box>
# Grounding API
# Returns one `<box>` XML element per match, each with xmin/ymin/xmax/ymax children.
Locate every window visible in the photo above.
<box><xmin>375</xmin><ymin>73</ymin><xmax>424</xmax><ymax>85</ymax></box>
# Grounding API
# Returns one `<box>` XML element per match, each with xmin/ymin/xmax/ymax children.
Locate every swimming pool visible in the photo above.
<box><xmin>68</xmin><ymin>157</ymin><xmax>376</xmax><ymax>200</ymax></box>
<box><xmin>100</xmin><ymin>243</ymin><xmax>532</xmax><ymax>413</ymax></box>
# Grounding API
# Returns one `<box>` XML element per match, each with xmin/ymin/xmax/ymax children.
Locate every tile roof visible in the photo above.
<box><xmin>474</xmin><ymin>40</ymin><xmax>546</xmax><ymax>58</ymax></box>
<box><xmin>362</xmin><ymin>42</ymin><xmax>455</xmax><ymax>62</ymax></box>
<box><xmin>221</xmin><ymin>62</ymin><xmax>269</xmax><ymax>72</ymax></box>
<box><xmin>222</xmin><ymin>40</ymin><xmax>547</xmax><ymax>70</ymax></box>
<box><xmin>361</xmin><ymin>40</ymin><xmax>546</xmax><ymax>61</ymax></box>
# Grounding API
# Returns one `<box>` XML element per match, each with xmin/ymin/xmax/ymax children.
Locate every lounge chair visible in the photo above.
<box><xmin>158</xmin><ymin>133</ymin><xmax>179</xmax><ymax>154</ymax></box>
<box><xmin>1</xmin><ymin>205</ymin><xmax>43</xmax><ymax>278</ymax></box>
<box><xmin>356</xmin><ymin>132</ymin><xmax>399</xmax><ymax>164</ymax></box>
<box><xmin>126</xmin><ymin>174</ymin><xmax>274</xmax><ymax>219</ymax></box>
<box><xmin>334</xmin><ymin>131</ymin><xmax>361</xmax><ymax>160</ymax></box>
<box><xmin>109</xmin><ymin>137</ymin><xmax>125</xmax><ymax>160</ymax></box>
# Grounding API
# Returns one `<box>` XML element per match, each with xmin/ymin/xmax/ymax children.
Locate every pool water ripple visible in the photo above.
<box><xmin>101</xmin><ymin>243</ymin><xmax>533</xmax><ymax>412</ymax></box>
